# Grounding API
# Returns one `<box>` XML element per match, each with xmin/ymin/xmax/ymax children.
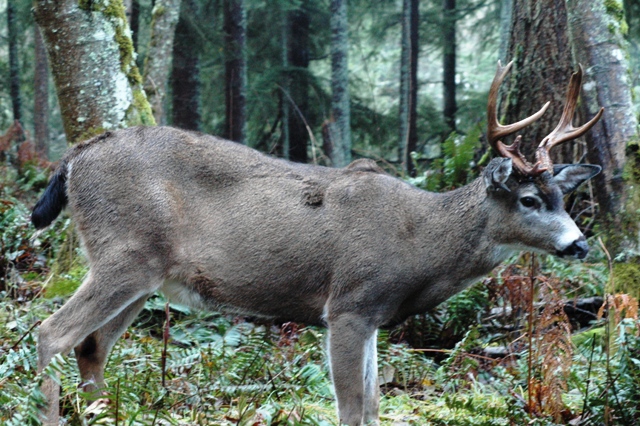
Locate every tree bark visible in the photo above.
<box><xmin>504</xmin><ymin>0</ymin><xmax>574</xmax><ymax>163</ymax></box>
<box><xmin>399</xmin><ymin>0</ymin><xmax>419</xmax><ymax>176</ymax></box>
<box><xmin>224</xmin><ymin>0</ymin><xmax>247</xmax><ymax>144</ymax></box>
<box><xmin>287</xmin><ymin>6</ymin><xmax>310</xmax><ymax>163</ymax></box>
<box><xmin>34</xmin><ymin>25</ymin><xmax>49</xmax><ymax>157</ymax></box>
<box><xmin>130</xmin><ymin>0</ymin><xmax>141</xmax><ymax>51</ymax></box>
<box><xmin>329</xmin><ymin>0</ymin><xmax>351</xmax><ymax>167</ymax></box>
<box><xmin>407</xmin><ymin>0</ymin><xmax>419</xmax><ymax>176</ymax></box>
<box><xmin>443</xmin><ymin>0</ymin><xmax>457</xmax><ymax>134</ymax></box>
<box><xmin>8</xmin><ymin>0</ymin><xmax>21</xmax><ymax>123</ymax></box>
<box><xmin>172</xmin><ymin>5</ymin><xmax>201</xmax><ymax>131</ymax></box>
<box><xmin>34</xmin><ymin>0</ymin><xmax>155</xmax><ymax>144</ymax></box>
<box><xmin>498</xmin><ymin>0</ymin><xmax>513</xmax><ymax>63</ymax></box>
<box><xmin>398</xmin><ymin>0</ymin><xmax>410</xmax><ymax>168</ymax></box>
<box><xmin>143</xmin><ymin>0</ymin><xmax>181</xmax><ymax>125</ymax></box>
<box><xmin>280</xmin><ymin>8</ymin><xmax>290</xmax><ymax>159</ymax></box>
<box><xmin>566</xmin><ymin>0</ymin><xmax>638</xmax><ymax>249</ymax></box>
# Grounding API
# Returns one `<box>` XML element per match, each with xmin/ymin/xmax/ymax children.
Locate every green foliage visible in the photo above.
<box><xmin>541</xmin><ymin>253</ymin><xmax>608</xmax><ymax>298</ymax></box>
<box><xmin>444</xmin><ymin>283</ymin><xmax>491</xmax><ymax>336</ymax></box>
<box><xmin>572</xmin><ymin>319</ymin><xmax>640</xmax><ymax>424</ymax></box>
<box><xmin>0</xmin><ymin>165</ymin><xmax>71</xmax><ymax>291</ymax></box>
<box><xmin>44</xmin><ymin>264</ymin><xmax>87</xmax><ymax>298</ymax></box>
<box><xmin>408</xmin><ymin>126</ymin><xmax>482</xmax><ymax>192</ymax></box>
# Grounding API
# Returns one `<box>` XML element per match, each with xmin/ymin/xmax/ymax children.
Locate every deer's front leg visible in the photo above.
<box><xmin>327</xmin><ymin>313</ymin><xmax>378</xmax><ymax>426</ymax></box>
<box><xmin>363</xmin><ymin>330</ymin><xmax>380</xmax><ymax>425</ymax></box>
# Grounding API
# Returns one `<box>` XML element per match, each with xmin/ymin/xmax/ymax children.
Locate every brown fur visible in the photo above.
<box><xmin>33</xmin><ymin>126</ymin><xmax>599</xmax><ymax>425</ymax></box>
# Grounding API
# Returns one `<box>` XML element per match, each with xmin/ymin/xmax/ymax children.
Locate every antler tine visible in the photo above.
<box><xmin>535</xmin><ymin>64</ymin><xmax>605</xmax><ymax>173</ymax></box>
<box><xmin>487</xmin><ymin>60</ymin><xmax>550</xmax><ymax>175</ymax></box>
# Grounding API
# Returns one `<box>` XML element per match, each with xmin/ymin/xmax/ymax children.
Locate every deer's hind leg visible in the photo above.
<box><xmin>74</xmin><ymin>294</ymin><xmax>149</xmax><ymax>398</ymax></box>
<box><xmin>36</xmin><ymin>263</ymin><xmax>161</xmax><ymax>425</ymax></box>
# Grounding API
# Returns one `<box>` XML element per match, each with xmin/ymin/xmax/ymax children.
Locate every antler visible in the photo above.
<box><xmin>487</xmin><ymin>61</ymin><xmax>550</xmax><ymax>175</ymax></box>
<box><xmin>534</xmin><ymin>65</ymin><xmax>605</xmax><ymax>173</ymax></box>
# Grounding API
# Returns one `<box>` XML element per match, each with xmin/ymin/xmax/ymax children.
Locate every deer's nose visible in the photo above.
<box><xmin>558</xmin><ymin>237</ymin><xmax>589</xmax><ymax>259</ymax></box>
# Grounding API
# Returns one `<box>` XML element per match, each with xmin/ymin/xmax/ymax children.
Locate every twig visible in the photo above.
<box><xmin>527</xmin><ymin>253</ymin><xmax>536</xmax><ymax>417</ymax></box>
<box><xmin>579</xmin><ymin>336</ymin><xmax>596</xmax><ymax>421</ymax></box>
<box><xmin>115</xmin><ymin>377</ymin><xmax>120</xmax><ymax>426</ymax></box>
<box><xmin>408</xmin><ymin>348</ymin><xmax>501</xmax><ymax>363</ymax></box>
<box><xmin>598</xmin><ymin>237</ymin><xmax>613</xmax><ymax>426</ymax></box>
<box><xmin>265</xmin><ymin>365</ymin><xmax>281</xmax><ymax>401</ymax></box>
<box><xmin>11</xmin><ymin>320</ymin><xmax>41</xmax><ymax>350</ymax></box>
<box><xmin>276</xmin><ymin>84</ymin><xmax>322</xmax><ymax>164</ymax></box>
<box><xmin>162</xmin><ymin>301</ymin><xmax>170</xmax><ymax>388</ymax></box>
<box><xmin>150</xmin><ymin>398</ymin><xmax>161</xmax><ymax>426</ymax></box>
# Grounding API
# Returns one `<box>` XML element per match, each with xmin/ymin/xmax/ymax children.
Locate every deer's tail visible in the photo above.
<box><xmin>31</xmin><ymin>161</ymin><xmax>68</xmax><ymax>229</ymax></box>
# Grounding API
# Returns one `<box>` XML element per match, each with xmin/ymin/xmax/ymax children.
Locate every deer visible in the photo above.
<box><xmin>31</xmin><ymin>62</ymin><xmax>603</xmax><ymax>426</ymax></box>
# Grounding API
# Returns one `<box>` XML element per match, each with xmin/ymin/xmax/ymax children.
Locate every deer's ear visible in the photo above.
<box><xmin>552</xmin><ymin>164</ymin><xmax>601</xmax><ymax>195</ymax></box>
<box><xmin>484</xmin><ymin>158</ymin><xmax>513</xmax><ymax>192</ymax></box>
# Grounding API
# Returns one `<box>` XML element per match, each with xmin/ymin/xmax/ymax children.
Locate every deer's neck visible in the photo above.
<box><xmin>407</xmin><ymin>179</ymin><xmax>511</xmax><ymax>306</ymax></box>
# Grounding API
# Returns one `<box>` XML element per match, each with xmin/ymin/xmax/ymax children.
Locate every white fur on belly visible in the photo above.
<box><xmin>161</xmin><ymin>279</ymin><xmax>206</xmax><ymax>310</ymax></box>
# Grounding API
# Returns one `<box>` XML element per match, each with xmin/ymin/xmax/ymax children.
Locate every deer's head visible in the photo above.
<box><xmin>483</xmin><ymin>62</ymin><xmax>603</xmax><ymax>259</ymax></box>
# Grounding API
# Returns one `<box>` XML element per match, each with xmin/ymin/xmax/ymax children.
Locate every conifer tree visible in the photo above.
<box><xmin>329</xmin><ymin>0</ymin><xmax>351</xmax><ymax>167</ymax></box>
<box><xmin>224</xmin><ymin>0</ymin><xmax>247</xmax><ymax>144</ymax></box>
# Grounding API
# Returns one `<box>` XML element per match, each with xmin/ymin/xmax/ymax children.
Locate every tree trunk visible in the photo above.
<box><xmin>34</xmin><ymin>0</ymin><xmax>155</xmax><ymax>144</ymax></box>
<box><xmin>280</xmin><ymin>8</ymin><xmax>290</xmax><ymax>159</ymax></box>
<box><xmin>143</xmin><ymin>0</ymin><xmax>181</xmax><ymax>125</ymax></box>
<box><xmin>329</xmin><ymin>0</ymin><xmax>351</xmax><ymax>167</ymax></box>
<box><xmin>130</xmin><ymin>0</ymin><xmax>141</xmax><ymax>51</ymax></box>
<box><xmin>399</xmin><ymin>0</ymin><xmax>419</xmax><ymax>176</ymax></box>
<box><xmin>172</xmin><ymin>5</ymin><xmax>201</xmax><ymax>131</ymax></box>
<box><xmin>406</xmin><ymin>0</ymin><xmax>419</xmax><ymax>176</ymax></box>
<box><xmin>398</xmin><ymin>0</ymin><xmax>411</xmax><ymax>168</ymax></box>
<box><xmin>287</xmin><ymin>6</ymin><xmax>310</xmax><ymax>163</ymax></box>
<box><xmin>498</xmin><ymin>0</ymin><xmax>513</xmax><ymax>63</ymax></box>
<box><xmin>34</xmin><ymin>25</ymin><xmax>49</xmax><ymax>157</ymax></box>
<box><xmin>443</xmin><ymin>0</ymin><xmax>457</xmax><ymax>134</ymax></box>
<box><xmin>224</xmin><ymin>0</ymin><xmax>247</xmax><ymax>144</ymax></box>
<box><xmin>8</xmin><ymin>0</ymin><xmax>21</xmax><ymax>123</ymax></box>
<box><xmin>566</xmin><ymin>0</ymin><xmax>639</xmax><ymax>252</ymax></box>
<box><xmin>504</xmin><ymin>0</ymin><xmax>574</xmax><ymax>163</ymax></box>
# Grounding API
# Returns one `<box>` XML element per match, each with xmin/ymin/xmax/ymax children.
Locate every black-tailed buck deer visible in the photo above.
<box><xmin>32</xmin><ymin>62</ymin><xmax>602</xmax><ymax>425</ymax></box>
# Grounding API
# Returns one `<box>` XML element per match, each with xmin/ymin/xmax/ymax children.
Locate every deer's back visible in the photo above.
<box><xmin>63</xmin><ymin>127</ymin><xmax>426</xmax><ymax>323</ymax></box>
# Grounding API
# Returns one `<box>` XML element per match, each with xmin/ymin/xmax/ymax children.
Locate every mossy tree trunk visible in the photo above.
<box><xmin>143</xmin><ymin>0</ymin><xmax>181</xmax><ymax>124</ymax></box>
<box><xmin>34</xmin><ymin>0</ymin><xmax>155</xmax><ymax>145</ymax></box>
<box><xmin>566</xmin><ymin>0</ymin><xmax>639</xmax><ymax>259</ymax></box>
<box><xmin>504</xmin><ymin>0</ymin><xmax>575</xmax><ymax>163</ymax></box>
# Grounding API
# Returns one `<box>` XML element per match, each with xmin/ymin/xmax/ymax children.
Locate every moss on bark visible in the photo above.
<box><xmin>613</xmin><ymin>260</ymin><xmax>640</xmax><ymax>297</ymax></box>
<box><xmin>35</xmin><ymin>0</ymin><xmax>155</xmax><ymax>144</ymax></box>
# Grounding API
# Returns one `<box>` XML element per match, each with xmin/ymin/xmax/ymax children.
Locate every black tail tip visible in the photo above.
<box><xmin>31</xmin><ymin>168</ymin><xmax>68</xmax><ymax>229</ymax></box>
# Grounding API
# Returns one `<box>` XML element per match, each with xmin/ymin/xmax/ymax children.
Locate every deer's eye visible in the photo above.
<box><xmin>520</xmin><ymin>196</ymin><xmax>537</xmax><ymax>208</ymax></box>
